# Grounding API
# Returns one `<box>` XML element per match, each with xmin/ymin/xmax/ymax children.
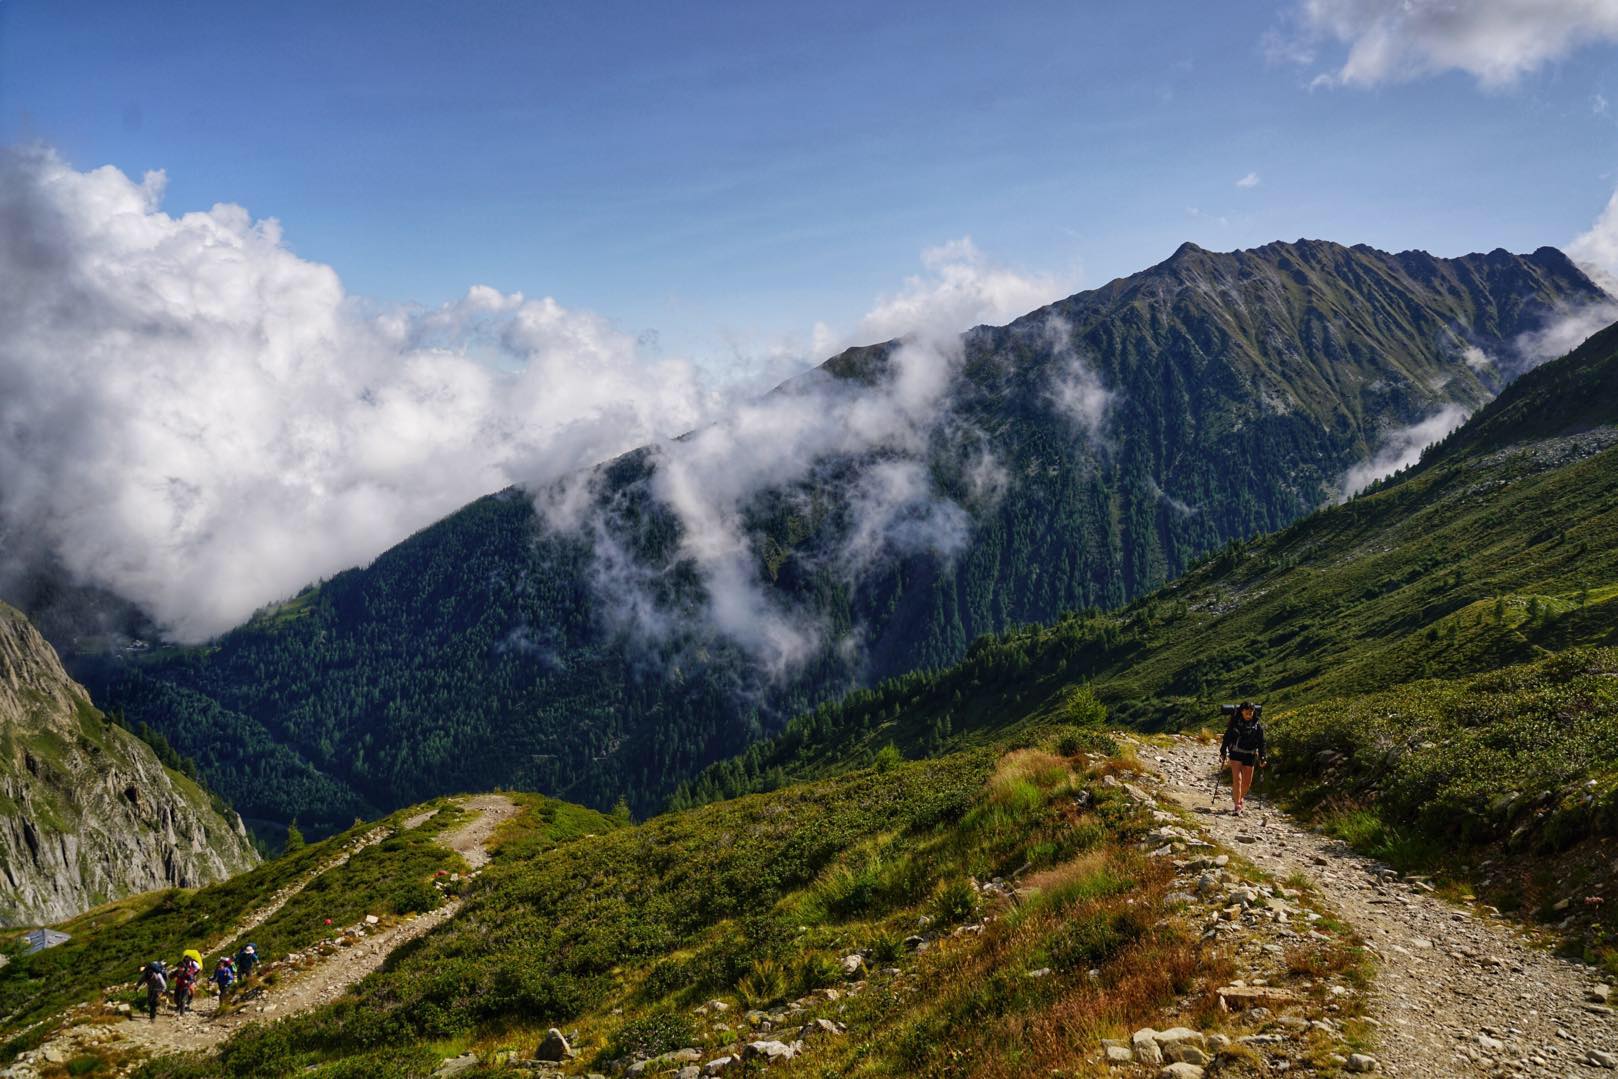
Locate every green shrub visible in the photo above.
<box><xmin>930</xmin><ymin>878</ymin><xmax>979</xmax><ymax>926</ymax></box>
<box><xmin>601</xmin><ymin>1011</ymin><xmax>696</xmax><ymax>1065</ymax></box>
<box><xmin>736</xmin><ymin>957</ymin><xmax>790</xmax><ymax>1010</ymax></box>
<box><xmin>789</xmin><ymin>951</ymin><xmax>842</xmax><ymax>994</ymax></box>
<box><xmin>867</xmin><ymin>928</ymin><xmax>904</xmax><ymax>965</ymax></box>
<box><xmin>389</xmin><ymin>880</ymin><xmax>440</xmax><ymax>915</ymax></box>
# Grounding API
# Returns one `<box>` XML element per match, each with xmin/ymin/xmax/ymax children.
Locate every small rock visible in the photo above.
<box><xmin>1591</xmin><ymin>985</ymin><xmax>1613</xmax><ymax>1005</ymax></box>
<box><xmin>1347</xmin><ymin>1053</ymin><xmax>1379</xmax><ymax>1072</ymax></box>
<box><xmin>1106</xmin><ymin>1045</ymin><xmax>1134</xmax><ymax>1064</ymax></box>
<box><xmin>364</xmin><ymin>914</ymin><xmax>380</xmax><ymax>925</ymax></box>
<box><xmin>1157</xmin><ymin>1065</ymin><xmax>1204</xmax><ymax>1079</ymax></box>
<box><xmin>1588</xmin><ymin>1049</ymin><xmax>1618</xmax><ymax>1069</ymax></box>
<box><xmin>840</xmin><ymin>954</ymin><xmax>865</xmax><ymax>977</ymax></box>
<box><xmin>432</xmin><ymin>1053</ymin><xmax>478</xmax><ymax>1078</ymax></box>
<box><xmin>1476</xmin><ymin>1033</ymin><xmax>1504</xmax><ymax>1052</ymax></box>
<box><xmin>702</xmin><ymin>1058</ymin><xmax>734</xmax><ymax>1076</ymax></box>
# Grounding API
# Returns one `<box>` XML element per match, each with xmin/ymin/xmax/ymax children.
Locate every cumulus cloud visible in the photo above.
<box><xmin>0</xmin><ymin>146</ymin><xmax>727</xmax><ymax>640</ymax></box>
<box><xmin>0</xmin><ymin>146</ymin><xmax>1075</xmax><ymax>665</ymax></box>
<box><xmin>1274</xmin><ymin>0</ymin><xmax>1618</xmax><ymax>89</ymax></box>
<box><xmin>1339</xmin><ymin>405</ymin><xmax>1470</xmax><ymax>498</ymax></box>
<box><xmin>1236</xmin><ymin>172</ymin><xmax>1262</xmax><ymax>189</ymax></box>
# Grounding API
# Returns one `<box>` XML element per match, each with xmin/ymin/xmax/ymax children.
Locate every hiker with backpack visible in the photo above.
<box><xmin>136</xmin><ymin>960</ymin><xmax>166</xmax><ymax>1022</ymax></box>
<box><xmin>1219</xmin><ymin>701</ymin><xmax>1267</xmax><ymax>815</ymax></box>
<box><xmin>235</xmin><ymin>942</ymin><xmax>259</xmax><ymax>981</ymax></box>
<box><xmin>211</xmin><ymin>956</ymin><xmax>236</xmax><ymax>1010</ymax></box>
<box><xmin>172</xmin><ymin>951</ymin><xmax>202</xmax><ymax>1015</ymax></box>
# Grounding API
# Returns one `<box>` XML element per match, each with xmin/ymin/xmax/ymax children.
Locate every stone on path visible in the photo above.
<box><xmin>1346</xmin><ymin>1053</ymin><xmax>1379</xmax><ymax>1072</ymax></box>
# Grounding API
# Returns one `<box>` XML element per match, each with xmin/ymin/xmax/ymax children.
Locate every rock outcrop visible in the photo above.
<box><xmin>0</xmin><ymin>602</ymin><xmax>257</xmax><ymax>926</ymax></box>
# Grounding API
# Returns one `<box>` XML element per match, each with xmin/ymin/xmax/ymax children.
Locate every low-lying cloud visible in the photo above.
<box><xmin>1273</xmin><ymin>0</ymin><xmax>1618</xmax><ymax>89</ymax></box>
<box><xmin>1339</xmin><ymin>405</ymin><xmax>1471</xmax><ymax>499</ymax></box>
<box><xmin>0</xmin><ymin>145</ymin><xmax>731</xmax><ymax>641</ymax></box>
<box><xmin>0</xmin><ymin>145</ymin><xmax>1075</xmax><ymax>649</ymax></box>
<box><xmin>1507</xmin><ymin>181</ymin><xmax>1618</xmax><ymax>371</ymax></box>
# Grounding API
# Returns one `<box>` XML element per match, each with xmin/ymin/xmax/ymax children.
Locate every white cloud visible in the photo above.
<box><xmin>0</xmin><ymin>147</ymin><xmax>1075</xmax><ymax>664</ymax></box>
<box><xmin>1503</xmin><ymin>182</ymin><xmax>1618</xmax><ymax>371</ymax></box>
<box><xmin>1236</xmin><ymin>172</ymin><xmax>1262</xmax><ymax>189</ymax></box>
<box><xmin>1567</xmin><ymin>187</ymin><xmax>1618</xmax><ymax>293</ymax></box>
<box><xmin>1339</xmin><ymin>405</ymin><xmax>1470</xmax><ymax>498</ymax></box>
<box><xmin>851</xmin><ymin>236</ymin><xmax>1073</xmax><ymax>346</ymax></box>
<box><xmin>1462</xmin><ymin>345</ymin><xmax>1494</xmax><ymax>371</ymax></box>
<box><xmin>1276</xmin><ymin>0</ymin><xmax>1618</xmax><ymax>89</ymax></box>
<box><xmin>1596</xmin><ymin>92</ymin><xmax>1611</xmax><ymax>115</ymax></box>
<box><xmin>0</xmin><ymin>146</ymin><xmax>727</xmax><ymax>641</ymax></box>
<box><xmin>1043</xmin><ymin>317</ymin><xmax>1116</xmax><ymax>441</ymax></box>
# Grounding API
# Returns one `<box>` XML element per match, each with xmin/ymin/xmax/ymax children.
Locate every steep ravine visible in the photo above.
<box><xmin>0</xmin><ymin>602</ymin><xmax>257</xmax><ymax>927</ymax></box>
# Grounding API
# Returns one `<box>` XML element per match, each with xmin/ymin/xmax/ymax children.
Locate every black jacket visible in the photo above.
<box><xmin>1221</xmin><ymin>718</ymin><xmax>1265</xmax><ymax>762</ymax></box>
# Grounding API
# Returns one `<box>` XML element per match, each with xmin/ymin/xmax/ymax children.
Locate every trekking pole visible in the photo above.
<box><xmin>1208</xmin><ymin>760</ymin><xmax>1221</xmax><ymax>809</ymax></box>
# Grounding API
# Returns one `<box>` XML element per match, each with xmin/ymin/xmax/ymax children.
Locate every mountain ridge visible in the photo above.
<box><xmin>52</xmin><ymin>239</ymin><xmax>1610</xmax><ymax>834</ymax></box>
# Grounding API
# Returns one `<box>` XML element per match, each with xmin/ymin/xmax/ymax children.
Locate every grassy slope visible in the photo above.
<box><xmin>0</xmin><ymin>798</ymin><xmax>610</xmax><ymax>1058</ymax></box>
<box><xmin>125</xmin><ymin>729</ymin><xmax>1369</xmax><ymax>1079</ymax></box>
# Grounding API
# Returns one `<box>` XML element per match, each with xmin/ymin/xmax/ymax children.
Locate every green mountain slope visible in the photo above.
<box><xmin>77</xmin><ymin>240</ymin><xmax>1605</xmax><ymax>834</ymax></box>
<box><xmin>687</xmin><ymin>317</ymin><xmax>1618</xmax><ymax>795</ymax></box>
<box><xmin>679</xmin><ymin>319</ymin><xmax>1618</xmax><ymax>966</ymax></box>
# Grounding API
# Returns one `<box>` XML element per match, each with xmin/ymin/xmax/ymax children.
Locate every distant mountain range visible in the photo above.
<box><xmin>30</xmin><ymin>239</ymin><xmax>1608</xmax><ymax>835</ymax></box>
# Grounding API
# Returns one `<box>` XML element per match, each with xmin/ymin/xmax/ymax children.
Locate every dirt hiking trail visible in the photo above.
<box><xmin>1141</xmin><ymin>735</ymin><xmax>1617</xmax><ymax>1077</ymax></box>
<box><xmin>4</xmin><ymin>796</ymin><xmax>516</xmax><ymax>1077</ymax></box>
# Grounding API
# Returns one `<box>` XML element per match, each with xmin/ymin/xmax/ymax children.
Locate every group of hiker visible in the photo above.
<box><xmin>135</xmin><ymin>942</ymin><xmax>259</xmax><ymax>1021</ymax></box>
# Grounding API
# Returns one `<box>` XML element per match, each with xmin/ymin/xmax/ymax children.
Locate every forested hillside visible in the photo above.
<box><xmin>77</xmin><ymin>240</ymin><xmax>1606</xmax><ymax>835</ymax></box>
<box><xmin>681</xmin><ymin>322</ymin><xmax>1618</xmax><ymax>938</ymax></box>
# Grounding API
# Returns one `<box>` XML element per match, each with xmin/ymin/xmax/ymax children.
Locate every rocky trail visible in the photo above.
<box><xmin>5</xmin><ymin>796</ymin><xmax>516</xmax><ymax>1077</ymax></box>
<box><xmin>1141</xmin><ymin>736</ymin><xmax>1616</xmax><ymax>1077</ymax></box>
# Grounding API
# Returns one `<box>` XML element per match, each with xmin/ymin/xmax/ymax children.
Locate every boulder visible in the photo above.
<box><xmin>1165</xmin><ymin>1044</ymin><xmax>1210</xmax><ymax>1066</ymax></box>
<box><xmin>702</xmin><ymin>1057</ymin><xmax>735</xmax><ymax>1076</ymax></box>
<box><xmin>534</xmin><ymin>1028</ymin><xmax>572</xmax><ymax>1062</ymax></box>
<box><xmin>1157</xmin><ymin>1065</ymin><xmax>1204</xmax><ymax>1079</ymax></box>
<box><xmin>1347</xmin><ymin>1053</ymin><xmax>1379</xmax><ymax>1073</ymax></box>
<box><xmin>1131</xmin><ymin>1028</ymin><xmax>1164</xmax><ymax>1065</ymax></box>
<box><xmin>1105</xmin><ymin>1045</ymin><xmax>1134</xmax><ymax>1064</ymax></box>
<box><xmin>742</xmin><ymin>1041</ymin><xmax>797</xmax><ymax>1063</ymax></box>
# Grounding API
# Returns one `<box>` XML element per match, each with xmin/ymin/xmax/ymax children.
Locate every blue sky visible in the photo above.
<box><xmin>4</xmin><ymin>0</ymin><xmax>1618</xmax><ymax>361</ymax></box>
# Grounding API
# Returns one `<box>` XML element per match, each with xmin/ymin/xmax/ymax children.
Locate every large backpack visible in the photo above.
<box><xmin>1230</xmin><ymin>719</ymin><xmax>1264</xmax><ymax>754</ymax></box>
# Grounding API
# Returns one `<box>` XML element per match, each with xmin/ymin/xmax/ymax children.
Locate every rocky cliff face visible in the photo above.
<box><xmin>0</xmin><ymin>602</ymin><xmax>257</xmax><ymax>926</ymax></box>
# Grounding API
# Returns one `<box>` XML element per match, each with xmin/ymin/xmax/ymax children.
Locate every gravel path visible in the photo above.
<box><xmin>5</xmin><ymin>796</ymin><xmax>516</xmax><ymax>1076</ymax></box>
<box><xmin>1144</xmin><ymin>736</ymin><xmax>1618</xmax><ymax>1077</ymax></box>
